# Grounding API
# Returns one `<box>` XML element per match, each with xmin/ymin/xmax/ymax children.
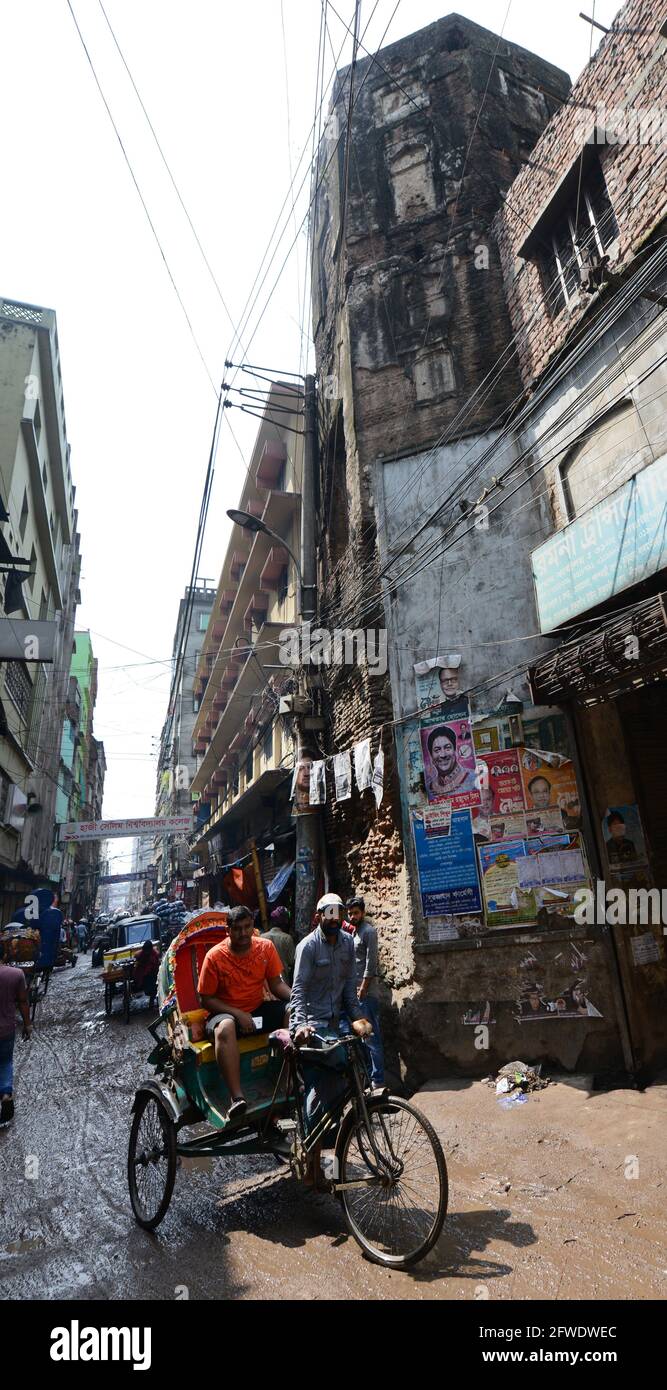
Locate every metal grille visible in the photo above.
<box><xmin>1</xmin><ymin>301</ymin><xmax>43</xmax><ymax>324</ymax></box>
<box><xmin>529</xmin><ymin>594</ymin><xmax>667</xmax><ymax>705</ymax></box>
<box><xmin>5</xmin><ymin>661</ymin><xmax>33</xmax><ymax>722</ymax></box>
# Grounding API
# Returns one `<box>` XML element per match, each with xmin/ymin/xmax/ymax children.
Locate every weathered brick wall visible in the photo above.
<box><xmin>495</xmin><ymin>0</ymin><xmax>667</xmax><ymax>385</ymax></box>
<box><xmin>310</xmin><ymin>14</ymin><xmax>570</xmax><ymax>986</ymax></box>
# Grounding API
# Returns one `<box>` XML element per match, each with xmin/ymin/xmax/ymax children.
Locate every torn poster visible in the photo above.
<box><xmin>354</xmin><ymin>739</ymin><xmax>373</xmax><ymax>791</ymax></box>
<box><xmin>333</xmin><ymin>750</ymin><xmax>352</xmax><ymax>802</ymax></box>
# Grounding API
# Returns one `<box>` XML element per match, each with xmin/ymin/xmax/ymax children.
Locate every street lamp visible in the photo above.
<box><xmin>226</xmin><ymin>509</ymin><xmax>304</xmax><ymax>614</ymax></box>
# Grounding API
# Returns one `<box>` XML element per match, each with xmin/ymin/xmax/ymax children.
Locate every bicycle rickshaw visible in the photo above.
<box><xmin>0</xmin><ymin>924</ymin><xmax>49</xmax><ymax>1021</ymax></box>
<box><xmin>103</xmin><ymin>914</ymin><xmax>160</xmax><ymax>1022</ymax></box>
<box><xmin>127</xmin><ymin>912</ymin><xmax>447</xmax><ymax>1268</ymax></box>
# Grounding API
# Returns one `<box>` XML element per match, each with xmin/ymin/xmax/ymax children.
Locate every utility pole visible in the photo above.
<box><xmin>294</xmin><ymin>374</ymin><xmax>322</xmax><ymax>939</ymax></box>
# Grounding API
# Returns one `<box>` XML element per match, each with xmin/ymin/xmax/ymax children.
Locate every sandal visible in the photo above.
<box><xmin>227</xmin><ymin>1097</ymin><xmax>247</xmax><ymax>1123</ymax></box>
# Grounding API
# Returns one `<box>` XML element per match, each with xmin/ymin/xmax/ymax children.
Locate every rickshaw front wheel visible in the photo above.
<box><xmin>128</xmin><ymin>1092</ymin><xmax>176</xmax><ymax>1230</ymax></box>
<box><xmin>337</xmin><ymin>1096</ymin><xmax>447</xmax><ymax>1268</ymax></box>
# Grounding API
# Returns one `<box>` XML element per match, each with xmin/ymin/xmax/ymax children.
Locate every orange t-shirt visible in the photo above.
<box><xmin>197</xmin><ymin>936</ymin><xmax>283</xmax><ymax>1012</ymax></box>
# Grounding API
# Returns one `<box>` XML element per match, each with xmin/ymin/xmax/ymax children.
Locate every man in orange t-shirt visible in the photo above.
<box><xmin>198</xmin><ymin>904</ymin><xmax>290</xmax><ymax>1122</ymax></box>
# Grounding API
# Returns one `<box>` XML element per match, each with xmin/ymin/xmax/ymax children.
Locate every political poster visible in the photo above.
<box><xmin>601</xmin><ymin>804</ymin><xmax>649</xmax><ymax>879</ymax></box>
<box><xmin>519</xmin><ymin>749</ymin><xmax>581</xmax><ymax>830</ymax></box>
<box><xmin>411</xmin><ymin>808</ymin><xmax>482</xmax><ymax>917</ymax></box>
<box><xmin>420</xmin><ymin>697</ymin><xmax>480</xmax><ymax>810</ymax></box>
<box><xmin>414</xmin><ymin>655</ymin><xmax>461</xmax><ymax>711</ymax></box>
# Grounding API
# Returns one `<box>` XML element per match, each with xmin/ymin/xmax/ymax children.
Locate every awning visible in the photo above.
<box><xmin>266</xmin><ymin>860</ymin><xmax>295</xmax><ymax>902</ymax></box>
<box><xmin>529</xmin><ymin>592</ymin><xmax>667</xmax><ymax>706</ymax></box>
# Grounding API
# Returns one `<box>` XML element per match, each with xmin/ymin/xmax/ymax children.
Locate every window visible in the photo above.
<box><xmin>0</xmin><ymin>772</ymin><xmax>12</xmax><ymax>823</ymax></box>
<box><xmin>28</xmin><ymin>545</ymin><xmax>37</xmax><ymax>594</ymax></box>
<box><xmin>198</xmin><ymin>612</ymin><xmax>209</xmax><ymax>632</ymax></box>
<box><xmin>19</xmin><ymin>488</ymin><xmax>28</xmax><ymax>540</ymax></box>
<box><xmin>540</xmin><ymin>161</ymin><xmax>617</xmax><ymax>316</ymax></box>
<box><xmin>560</xmin><ymin>401</ymin><xmax>649</xmax><ymax>520</ymax></box>
<box><xmin>263</xmin><ymin>727</ymin><xmax>273</xmax><ymax>765</ymax></box>
<box><xmin>39</xmin><ymin>590</ymin><xmax>48</xmax><ymax>621</ymax></box>
<box><xmin>42</xmin><ymin>461</ymin><xmax>48</xmax><ymax>492</ymax></box>
<box><xmin>5</xmin><ymin>662</ymin><xmax>33</xmax><ymax>721</ymax></box>
<box><xmin>245</xmin><ymin>748</ymin><xmax>253</xmax><ymax>784</ymax></box>
<box><xmin>33</xmin><ymin>400</ymin><xmax>42</xmax><ymax>443</ymax></box>
<box><xmin>193</xmin><ymin>695</ymin><xmax>200</xmax><ymax>713</ymax></box>
<box><xmin>277</xmin><ymin>566</ymin><xmax>289</xmax><ymax>606</ymax></box>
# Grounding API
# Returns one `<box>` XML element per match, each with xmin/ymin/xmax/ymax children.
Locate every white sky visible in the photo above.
<box><xmin>0</xmin><ymin>0</ymin><xmax>620</xmax><ymax>872</ymax></box>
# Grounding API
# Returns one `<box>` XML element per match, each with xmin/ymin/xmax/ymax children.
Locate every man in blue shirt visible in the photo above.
<box><xmin>290</xmin><ymin>893</ymin><xmax>371</xmax><ymax>1140</ymax></box>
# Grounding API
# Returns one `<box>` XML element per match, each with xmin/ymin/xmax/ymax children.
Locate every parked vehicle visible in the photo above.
<box><xmin>102</xmin><ymin>915</ymin><xmax>161</xmax><ymax>1022</ymax></box>
<box><xmin>127</xmin><ymin>913</ymin><xmax>447</xmax><ymax>1268</ymax></box>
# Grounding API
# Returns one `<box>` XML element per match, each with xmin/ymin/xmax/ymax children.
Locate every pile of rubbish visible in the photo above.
<box><xmin>487</xmin><ymin>1061</ymin><xmax>549</xmax><ymax>1108</ymax></box>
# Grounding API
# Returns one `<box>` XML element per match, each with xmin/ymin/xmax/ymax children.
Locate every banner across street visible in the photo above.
<box><xmin>58</xmin><ymin>815</ymin><xmax>193</xmax><ymax>843</ymax></box>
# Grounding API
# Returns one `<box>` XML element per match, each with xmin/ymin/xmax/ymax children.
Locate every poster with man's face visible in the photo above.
<box><xmin>292</xmin><ymin>756</ymin><xmax>317</xmax><ymax>815</ymax></box>
<box><xmin>519</xmin><ymin>750</ymin><xmax>580</xmax><ymax>828</ymax></box>
<box><xmin>420</xmin><ymin>703</ymin><xmax>480</xmax><ymax>809</ymax></box>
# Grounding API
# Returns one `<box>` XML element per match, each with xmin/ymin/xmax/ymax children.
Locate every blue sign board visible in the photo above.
<box><xmin>531</xmin><ymin>453</ymin><xmax>667</xmax><ymax>631</ymax></box>
<box><xmin>411</xmin><ymin>808</ymin><xmax>482</xmax><ymax>917</ymax></box>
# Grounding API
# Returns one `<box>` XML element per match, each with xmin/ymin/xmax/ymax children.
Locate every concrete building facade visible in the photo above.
<box><xmin>0</xmin><ymin>297</ymin><xmax>80</xmax><ymax>922</ymax></box>
<box><xmin>188</xmin><ymin>384</ymin><xmax>304</xmax><ymax>912</ymax></box>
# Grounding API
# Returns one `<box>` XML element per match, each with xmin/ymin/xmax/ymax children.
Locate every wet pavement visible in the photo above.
<box><xmin>2</xmin><ymin>956</ymin><xmax>666</xmax><ymax>1301</ymax></box>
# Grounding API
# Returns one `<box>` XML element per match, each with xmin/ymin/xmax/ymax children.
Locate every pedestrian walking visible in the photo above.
<box><xmin>0</xmin><ymin>938</ymin><xmax>32</xmax><ymax>1125</ymax></box>
<box><xmin>342</xmin><ymin>895</ymin><xmax>385</xmax><ymax>1085</ymax></box>
<box><xmin>262</xmin><ymin>906</ymin><xmax>296</xmax><ymax>984</ymax></box>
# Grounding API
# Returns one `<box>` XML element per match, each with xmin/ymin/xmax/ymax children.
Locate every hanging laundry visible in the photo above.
<box><xmin>334</xmin><ymin>750</ymin><xmax>352</xmax><ymax>801</ymax></box>
<box><xmin>354</xmin><ymin>739</ymin><xmax>372</xmax><ymax>791</ymax></box>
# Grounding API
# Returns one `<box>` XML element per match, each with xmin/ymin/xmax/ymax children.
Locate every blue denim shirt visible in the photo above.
<box><xmin>290</xmin><ymin>927</ymin><xmax>363</xmax><ymax>1033</ymax></box>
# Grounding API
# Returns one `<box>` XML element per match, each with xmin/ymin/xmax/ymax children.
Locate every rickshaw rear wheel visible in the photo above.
<box><xmin>104</xmin><ymin>983</ymin><xmax>114</xmax><ymax>1016</ymax></box>
<box><xmin>128</xmin><ymin>1092</ymin><xmax>176</xmax><ymax>1230</ymax></box>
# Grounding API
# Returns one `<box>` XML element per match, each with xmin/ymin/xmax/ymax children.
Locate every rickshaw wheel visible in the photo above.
<box><xmin>337</xmin><ymin>1097</ymin><xmax>447</xmax><ymax>1268</ymax></box>
<box><xmin>128</xmin><ymin>1092</ymin><xmax>176</xmax><ymax>1230</ymax></box>
<box><xmin>104</xmin><ymin>983</ymin><xmax>114</xmax><ymax>1016</ymax></box>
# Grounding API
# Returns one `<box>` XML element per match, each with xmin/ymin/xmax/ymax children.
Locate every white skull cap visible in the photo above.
<box><xmin>317</xmin><ymin>892</ymin><xmax>344</xmax><ymax>919</ymax></box>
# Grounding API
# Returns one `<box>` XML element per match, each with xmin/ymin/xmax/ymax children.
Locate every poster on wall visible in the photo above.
<box><xmin>601</xmin><ymin>804</ymin><xmax>649</xmax><ymax>878</ymax></box>
<box><xmin>514</xmin><ymin>981</ymin><xmax>602</xmax><ymax>1021</ymax></box>
<box><xmin>473</xmin><ymin>724</ymin><xmax>501</xmax><ymax>754</ymax></box>
<box><xmin>414</xmin><ymin>655</ymin><xmax>461</xmax><ymax>710</ymax></box>
<box><xmin>411</xmin><ymin>808</ymin><xmax>482</xmax><ymax>916</ymax></box>
<box><xmin>462</xmin><ymin>1001</ymin><xmax>496</xmax><ymax>1025</ymax></box>
<box><xmin>420</xmin><ymin>697</ymin><xmax>480</xmax><ymax>809</ymax></box>
<box><xmin>519</xmin><ymin>749</ymin><xmax>581</xmax><ymax>830</ymax></box>
<box><xmin>478</xmin><ymin>840</ymin><xmax>538</xmax><ymax>926</ymax></box>
<box><xmin>474</xmin><ymin>749</ymin><xmax>526</xmax><ymax>840</ymax></box>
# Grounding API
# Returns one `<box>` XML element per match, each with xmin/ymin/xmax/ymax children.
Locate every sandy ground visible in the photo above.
<box><xmin>1</xmin><ymin>956</ymin><xmax>666</xmax><ymax>1301</ymax></box>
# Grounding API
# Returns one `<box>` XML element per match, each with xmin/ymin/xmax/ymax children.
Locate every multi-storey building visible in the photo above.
<box><xmin>154</xmin><ymin>580</ymin><xmax>216</xmax><ymax>899</ymax></box>
<box><xmin>188</xmin><ymin>384</ymin><xmax>303</xmax><ymax>908</ymax></box>
<box><xmin>55</xmin><ymin>633</ymin><xmax>104</xmax><ymax>917</ymax></box>
<box><xmin>0</xmin><ymin>297</ymin><xmax>80</xmax><ymax>922</ymax></box>
<box><xmin>309</xmin><ymin>4</ymin><xmax>667</xmax><ymax>1081</ymax></box>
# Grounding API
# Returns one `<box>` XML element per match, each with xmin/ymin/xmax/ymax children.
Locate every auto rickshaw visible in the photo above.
<box><xmin>102</xmin><ymin>914</ymin><xmax>161</xmax><ymax>1022</ymax></box>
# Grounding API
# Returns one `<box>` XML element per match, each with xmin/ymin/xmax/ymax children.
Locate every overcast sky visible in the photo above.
<box><xmin>0</xmin><ymin>0</ymin><xmax>619</xmax><ymax>873</ymax></box>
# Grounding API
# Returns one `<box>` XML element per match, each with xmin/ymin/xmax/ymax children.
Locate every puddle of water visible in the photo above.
<box><xmin>1</xmin><ymin>1235</ymin><xmax>47</xmax><ymax>1257</ymax></box>
<box><xmin>180</xmin><ymin>1156</ymin><xmax>215</xmax><ymax>1175</ymax></box>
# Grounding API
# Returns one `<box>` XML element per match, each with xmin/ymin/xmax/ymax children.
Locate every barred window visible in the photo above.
<box><xmin>5</xmin><ymin>661</ymin><xmax>33</xmax><ymax>721</ymax></box>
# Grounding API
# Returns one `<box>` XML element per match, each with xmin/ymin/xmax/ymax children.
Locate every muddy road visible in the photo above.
<box><xmin>1</xmin><ymin>956</ymin><xmax>666</xmax><ymax>1301</ymax></box>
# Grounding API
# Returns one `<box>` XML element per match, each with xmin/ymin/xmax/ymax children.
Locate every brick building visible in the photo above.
<box><xmin>309</xmin><ymin>3</ymin><xmax>667</xmax><ymax>1082</ymax></box>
